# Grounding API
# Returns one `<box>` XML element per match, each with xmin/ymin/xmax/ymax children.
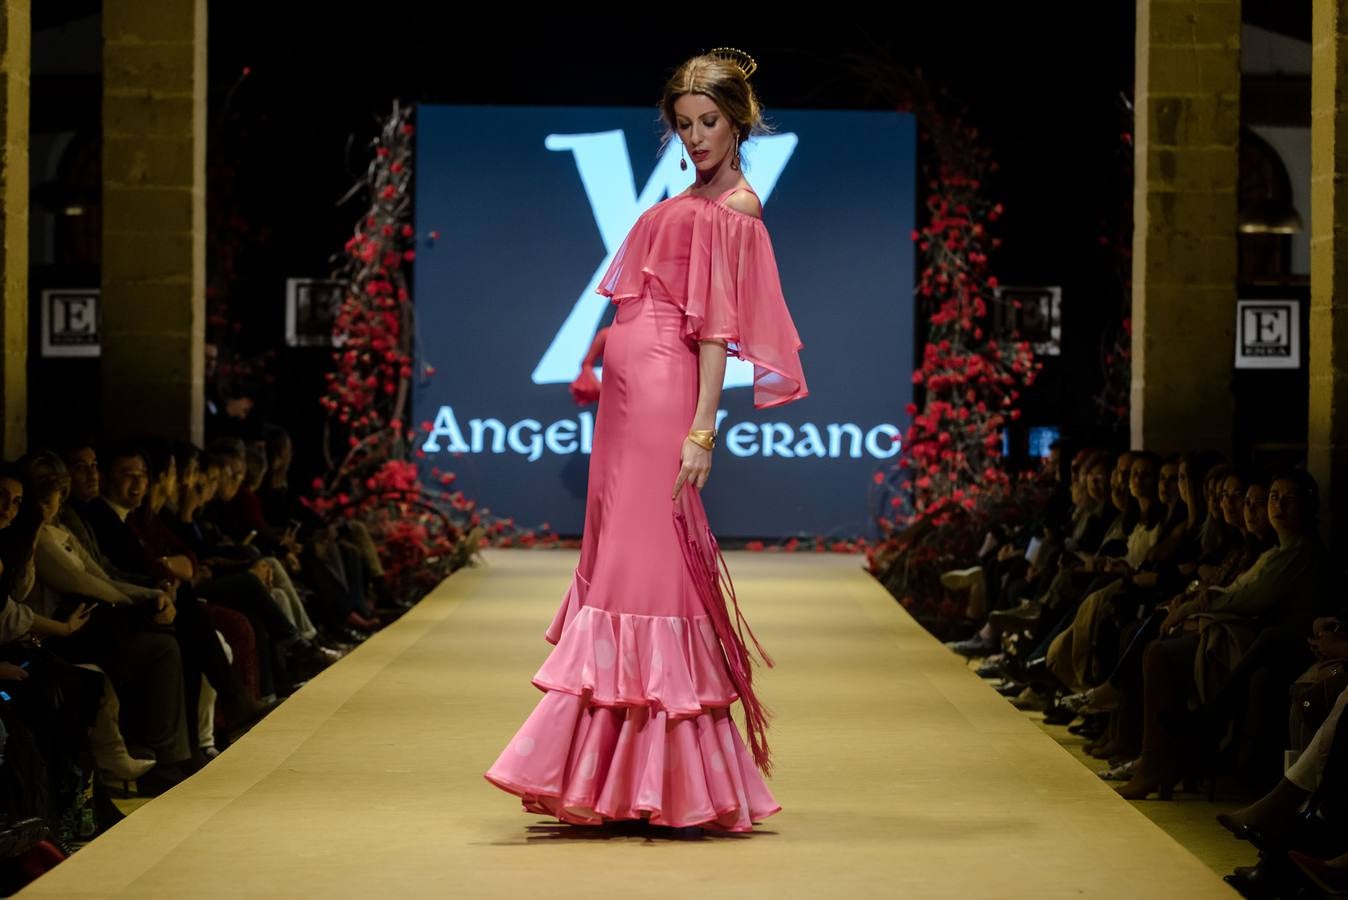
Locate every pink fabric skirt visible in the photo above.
<box><xmin>484</xmin><ymin>294</ymin><xmax>781</xmax><ymax>832</ymax></box>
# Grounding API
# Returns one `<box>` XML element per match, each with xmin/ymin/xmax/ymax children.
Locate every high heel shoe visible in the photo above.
<box><xmin>345</xmin><ymin>610</ymin><xmax>381</xmax><ymax>632</ymax></box>
<box><xmin>1115</xmin><ymin>772</ymin><xmax>1174</xmax><ymax>801</ymax></box>
<box><xmin>1062</xmin><ymin>683</ymin><xmax>1122</xmax><ymax>715</ymax></box>
<box><xmin>1090</xmin><ymin>739</ymin><xmax>1128</xmax><ymax>761</ymax></box>
<box><xmin>1214</xmin><ymin>778</ymin><xmax>1310</xmax><ymax>843</ymax></box>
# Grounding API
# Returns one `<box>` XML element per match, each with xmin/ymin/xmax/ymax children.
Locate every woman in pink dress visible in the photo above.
<box><xmin>484</xmin><ymin>48</ymin><xmax>808</xmax><ymax>835</ymax></box>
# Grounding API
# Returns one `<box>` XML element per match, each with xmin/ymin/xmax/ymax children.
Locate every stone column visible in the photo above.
<box><xmin>1131</xmin><ymin>0</ymin><xmax>1241</xmax><ymax>455</ymax></box>
<box><xmin>101</xmin><ymin>0</ymin><xmax>207</xmax><ymax>443</ymax></box>
<box><xmin>1309</xmin><ymin>0</ymin><xmax>1348</xmax><ymax>546</ymax></box>
<box><xmin>0</xmin><ymin>0</ymin><xmax>29</xmax><ymax>459</ymax></box>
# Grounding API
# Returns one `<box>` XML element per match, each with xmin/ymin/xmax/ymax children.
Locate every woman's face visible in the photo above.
<box><xmin>201</xmin><ymin>466</ymin><xmax>222</xmax><ymax>505</ymax></box>
<box><xmin>219</xmin><ymin>458</ymin><xmax>246</xmax><ymax>502</ymax></box>
<box><xmin>180</xmin><ymin>457</ymin><xmax>200</xmax><ymax>501</ymax></box>
<box><xmin>1268</xmin><ymin>478</ymin><xmax>1310</xmax><ymax>538</ymax></box>
<box><xmin>1243</xmin><ymin>484</ymin><xmax>1270</xmax><ymax>536</ymax></box>
<box><xmin>1111</xmin><ymin>454</ymin><xmax>1134</xmax><ymax>511</ymax></box>
<box><xmin>162</xmin><ymin>459</ymin><xmax>179</xmax><ymax>502</ymax></box>
<box><xmin>274</xmin><ymin>437</ymin><xmax>293</xmax><ymax>472</ymax></box>
<box><xmin>674</xmin><ymin>94</ymin><xmax>736</xmax><ymax>173</ymax></box>
<box><xmin>1177</xmin><ymin>460</ymin><xmax>1192</xmax><ymax>507</ymax></box>
<box><xmin>1205</xmin><ymin>474</ymin><xmax>1223</xmax><ymax>517</ymax></box>
<box><xmin>1069</xmin><ymin>453</ymin><xmax>1087</xmax><ymax>503</ymax></box>
<box><xmin>1085</xmin><ymin>464</ymin><xmax>1109</xmax><ymax>502</ymax></box>
<box><xmin>0</xmin><ymin>477</ymin><xmax>21</xmax><ymax>530</ymax></box>
<box><xmin>1220</xmin><ymin>475</ymin><xmax>1247</xmax><ymax>527</ymax></box>
<box><xmin>1158</xmin><ymin>462</ymin><xmax>1179</xmax><ymax>507</ymax></box>
<box><xmin>1129</xmin><ymin>457</ymin><xmax>1157</xmax><ymax>504</ymax></box>
<box><xmin>37</xmin><ymin>489</ymin><xmax>61</xmax><ymax>526</ymax></box>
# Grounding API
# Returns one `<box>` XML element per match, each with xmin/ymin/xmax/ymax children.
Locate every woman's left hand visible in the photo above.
<box><xmin>672</xmin><ymin>439</ymin><xmax>712</xmax><ymax>502</ymax></box>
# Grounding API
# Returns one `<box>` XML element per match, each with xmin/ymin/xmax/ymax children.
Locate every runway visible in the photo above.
<box><xmin>22</xmin><ymin>548</ymin><xmax>1230</xmax><ymax>898</ymax></box>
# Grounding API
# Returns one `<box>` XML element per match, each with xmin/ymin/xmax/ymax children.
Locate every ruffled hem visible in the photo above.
<box><xmin>484</xmin><ymin>690</ymin><xmax>780</xmax><ymax>833</ymax></box>
<box><xmin>536</xmin><ymin>574</ymin><xmax>739</xmax><ymax>717</ymax></box>
<box><xmin>543</xmin><ymin>567</ymin><xmax>587</xmax><ymax>646</ymax></box>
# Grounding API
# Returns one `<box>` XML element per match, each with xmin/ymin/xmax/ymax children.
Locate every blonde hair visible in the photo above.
<box><xmin>660</xmin><ymin>52</ymin><xmax>770</xmax><ymax>164</ymax></box>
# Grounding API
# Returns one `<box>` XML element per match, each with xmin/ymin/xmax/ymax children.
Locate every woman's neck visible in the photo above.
<box><xmin>691</xmin><ymin>157</ymin><xmax>740</xmax><ymax>194</ymax></box>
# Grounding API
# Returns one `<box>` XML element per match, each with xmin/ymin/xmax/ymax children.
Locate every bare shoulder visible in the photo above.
<box><xmin>722</xmin><ymin>188</ymin><xmax>762</xmax><ymax>219</ymax></box>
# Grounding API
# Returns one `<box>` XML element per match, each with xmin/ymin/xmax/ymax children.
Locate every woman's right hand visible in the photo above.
<box><xmin>0</xmin><ymin>662</ymin><xmax>28</xmax><ymax>682</ymax></box>
<box><xmin>153</xmin><ymin>593</ymin><xmax>177</xmax><ymax>626</ymax></box>
<box><xmin>64</xmin><ymin>603</ymin><xmax>93</xmax><ymax>636</ymax></box>
<box><xmin>249</xmin><ymin>559</ymin><xmax>275</xmax><ymax>588</ymax></box>
<box><xmin>672</xmin><ymin>439</ymin><xmax>712</xmax><ymax>502</ymax></box>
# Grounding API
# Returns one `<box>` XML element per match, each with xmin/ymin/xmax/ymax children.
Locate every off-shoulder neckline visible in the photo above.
<box><xmin>661</xmin><ymin>191</ymin><xmax>764</xmax><ymax>222</ymax></box>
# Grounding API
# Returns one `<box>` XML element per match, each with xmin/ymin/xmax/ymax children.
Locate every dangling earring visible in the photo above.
<box><xmin>680</xmin><ymin>143</ymin><xmax>688</xmax><ymax>171</ymax></box>
<box><xmin>730</xmin><ymin>136</ymin><xmax>740</xmax><ymax>171</ymax></box>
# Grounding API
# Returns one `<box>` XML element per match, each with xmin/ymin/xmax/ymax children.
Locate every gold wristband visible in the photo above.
<box><xmin>687</xmin><ymin>429</ymin><xmax>716</xmax><ymax>451</ymax></box>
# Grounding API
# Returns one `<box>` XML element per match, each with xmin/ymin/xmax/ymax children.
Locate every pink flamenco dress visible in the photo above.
<box><xmin>484</xmin><ymin>184</ymin><xmax>809</xmax><ymax>833</ymax></box>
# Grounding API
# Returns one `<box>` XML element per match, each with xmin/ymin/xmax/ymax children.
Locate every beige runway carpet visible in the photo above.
<box><xmin>22</xmin><ymin>549</ymin><xmax>1230</xmax><ymax>898</ymax></box>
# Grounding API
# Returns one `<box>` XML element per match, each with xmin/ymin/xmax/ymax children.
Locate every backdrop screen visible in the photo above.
<box><xmin>413</xmin><ymin>105</ymin><xmax>915</xmax><ymax>537</ymax></box>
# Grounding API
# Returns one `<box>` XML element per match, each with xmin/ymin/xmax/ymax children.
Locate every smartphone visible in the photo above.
<box><xmin>0</xmin><ymin>691</ymin><xmax>11</xmax><ymax>703</ymax></box>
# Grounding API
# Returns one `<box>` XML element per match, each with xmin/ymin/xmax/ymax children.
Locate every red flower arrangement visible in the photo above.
<box><xmin>862</xmin><ymin>83</ymin><xmax>1043</xmax><ymax>624</ymax></box>
<box><xmin>309</xmin><ymin>104</ymin><xmax>552</xmax><ymax>600</ymax></box>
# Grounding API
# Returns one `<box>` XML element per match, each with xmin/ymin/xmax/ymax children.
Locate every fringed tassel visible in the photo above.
<box><xmin>706</xmin><ymin>523</ymin><xmax>774</xmax><ymax>669</ymax></box>
<box><xmin>674</xmin><ymin>509</ymin><xmax>775</xmax><ymax>776</ymax></box>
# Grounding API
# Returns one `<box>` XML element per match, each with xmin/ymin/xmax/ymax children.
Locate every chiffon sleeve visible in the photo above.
<box><xmin>684</xmin><ymin>205</ymin><xmax>808</xmax><ymax>410</ymax></box>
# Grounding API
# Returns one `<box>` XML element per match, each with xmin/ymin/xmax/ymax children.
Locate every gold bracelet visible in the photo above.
<box><xmin>687</xmin><ymin>429</ymin><xmax>716</xmax><ymax>451</ymax></box>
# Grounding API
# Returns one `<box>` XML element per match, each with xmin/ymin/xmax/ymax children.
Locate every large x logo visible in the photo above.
<box><xmin>532</xmin><ymin>130</ymin><xmax>799</xmax><ymax>389</ymax></box>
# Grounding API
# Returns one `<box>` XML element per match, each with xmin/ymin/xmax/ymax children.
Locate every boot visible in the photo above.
<box><xmin>88</xmin><ymin>680</ymin><xmax>156</xmax><ymax>783</ymax></box>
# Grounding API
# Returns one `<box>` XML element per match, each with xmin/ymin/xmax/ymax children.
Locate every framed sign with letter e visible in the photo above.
<box><xmin>40</xmin><ymin>288</ymin><xmax>100</xmax><ymax>358</ymax></box>
<box><xmin>1235</xmin><ymin>299</ymin><xmax>1299</xmax><ymax>370</ymax></box>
